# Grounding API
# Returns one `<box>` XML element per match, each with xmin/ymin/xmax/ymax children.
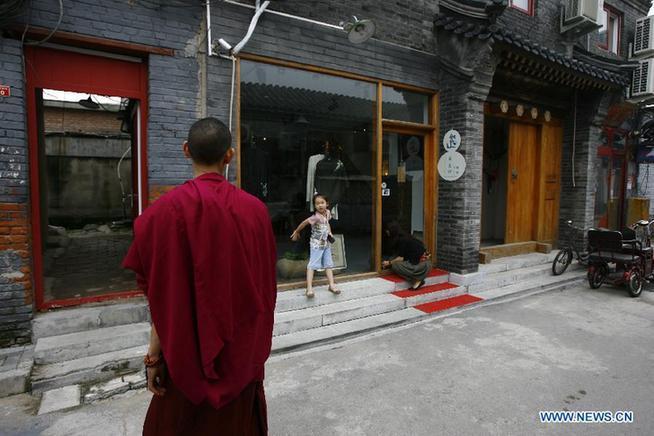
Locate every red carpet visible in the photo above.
<box><xmin>392</xmin><ymin>282</ymin><xmax>459</xmax><ymax>299</ymax></box>
<box><xmin>414</xmin><ymin>294</ymin><xmax>484</xmax><ymax>314</ymax></box>
<box><xmin>382</xmin><ymin>268</ymin><xmax>449</xmax><ymax>283</ymax></box>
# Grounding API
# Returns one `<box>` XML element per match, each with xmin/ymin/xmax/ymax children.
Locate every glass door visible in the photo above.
<box><xmin>381</xmin><ymin>131</ymin><xmax>426</xmax><ymax>258</ymax></box>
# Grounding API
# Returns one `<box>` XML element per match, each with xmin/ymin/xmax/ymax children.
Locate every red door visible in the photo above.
<box><xmin>25</xmin><ymin>47</ymin><xmax>148</xmax><ymax>309</ymax></box>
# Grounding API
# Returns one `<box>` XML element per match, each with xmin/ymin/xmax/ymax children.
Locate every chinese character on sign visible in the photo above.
<box><xmin>0</xmin><ymin>85</ymin><xmax>10</xmax><ymax>97</ymax></box>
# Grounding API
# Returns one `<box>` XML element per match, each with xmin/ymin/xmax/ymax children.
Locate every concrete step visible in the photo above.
<box><xmin>275</xmin><ymin>270</ymin><xmax>449</xmax><ymax>314</ymax></box>
<box><xmin>468</xmin><ymin>263</ymin><xmax>554</xmax><ymax>293</ymax></box>
<box><xmin>478</xmin><ymin>252</ymin><xmax>556</xmax><ymax>275</ymax></box>
<box><xmin>471</xmin><ymin>267</ymin><xmax>585</xmax><ymax>301</ymax></box>
<box><xmin>32</xmin><ymin>300</ymin><xmax>149</xmax><ymax>339</ymax></box>
<box><xmin>393</xmin><ymin>282</ymin><xmax>467</xmax><ymax>307</ymax></box>
<box><xmin>33</xmin><ymin>323</ymin><xmax>150</xmax><ymax>365</ymax></box>
<box><xmin>31</xmin><ymin>345</ymin><xmax>147</xmax><ymax>393</ymax></box>
<box><xmin>272</xmin><ymin>307</ymin><xmax>424</xmax><ymax>354</ymax></box>
<box><xmin>274</xmin><ymin>294</ymin><xmax>406</xmax><ymax>337</ymax></box>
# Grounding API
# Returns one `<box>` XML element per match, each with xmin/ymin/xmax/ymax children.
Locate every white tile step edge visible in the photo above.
<box><xmin>275</xmin><ymin>273</ymin><xmax>448</xmax><ymax>313</ymax></box>
<box><xmin>31</xmin><ymin>345</ymin><xmax>147</xmax><ymax>393</ymax></box>
<box><xmin>34</xmin><ymin>323</ymin><xmax>151</xmax><ymax>365</ymax></box>
<box><xmin>32</xmin><ymin>301</ymin><xmax>149</xmax><ymax>339</ymax></box>
<box><xmin>272</xmin><ymin>308</ymin><xmax>424</xmax><ymax>353</ymax></box>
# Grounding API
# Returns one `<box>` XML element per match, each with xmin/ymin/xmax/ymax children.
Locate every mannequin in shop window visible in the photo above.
<box><xmin>308</xmin><ymin>140</ymin><xmax>347</xmax><ymax>219</ymax></box>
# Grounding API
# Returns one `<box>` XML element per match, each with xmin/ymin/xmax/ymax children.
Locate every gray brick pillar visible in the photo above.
<box><xmin>434</xmin><ymin>21</ymin><xmax>497</xmax><ymax>274</ymax></box>
<box><xmin>437</xmin><ymin>74</ymin><xmax>493</xmax><ymax>274</ymax></box>
<box><xmin>559</xmin><ymin>91</ymin><xmax>615</xmax><ymax>241</ymax></box>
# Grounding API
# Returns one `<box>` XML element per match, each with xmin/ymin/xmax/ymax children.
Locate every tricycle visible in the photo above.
<box><xmin>586</xmin><ymin>220</ymin><xmax>654</xmax><ymax>298</ymax></box>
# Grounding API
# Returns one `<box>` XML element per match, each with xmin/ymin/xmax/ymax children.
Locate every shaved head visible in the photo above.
<box><xmin>187</xmin><ymin>117</ymin><xmax>231</xmax><ymax>165</ymax></box>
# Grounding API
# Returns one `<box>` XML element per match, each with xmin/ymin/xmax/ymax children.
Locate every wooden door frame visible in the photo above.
<box><xmin>483</xmin><ymin>109</ymin><xmax>564</xmax><ymax>250</ymax></box>
<box><xmin>236</xmin><ymin>54</ymin><xmax>439</xmax><ymax>282</ymax></box>
<box><xmin>379</xmin><ymin>124</ymin><xmax>437</xmax><ymax>271</ymax></box>
<box><xmin>25</xmin><ymin>46</ymin><xmax>149</xmax><ymax>310</ymax></box>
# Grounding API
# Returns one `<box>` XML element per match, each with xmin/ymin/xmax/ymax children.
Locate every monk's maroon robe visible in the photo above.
<box><xmin>123</xmin><ymin>173</ymin><xmax>277</xmax><ymax>431</ymax></box>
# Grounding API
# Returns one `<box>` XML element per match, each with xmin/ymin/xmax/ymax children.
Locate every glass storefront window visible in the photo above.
<box><xmin>382</xmin><ymin>86</ymin><xmax>429</xmax><ymax>124</ymax></box>
<box><xmin>240</xmin><ymin>61</ymin><xmax>376</xmax><ymax>282</ymax></box>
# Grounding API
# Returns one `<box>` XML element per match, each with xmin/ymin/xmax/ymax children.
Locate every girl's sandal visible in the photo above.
<box><xmin>306</xmin><ymin>290</ymin><xmax>315</xmax><ymax>298</ymax></box>
<box><xmin>328</xmin><ymin>286</ymin><xmax>341</xmax><ymax>295</ymax></box>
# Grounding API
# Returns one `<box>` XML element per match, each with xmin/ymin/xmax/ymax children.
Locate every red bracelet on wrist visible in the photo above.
<box><xmin>144</xmin><ymin>353</ymin><xmax>163</xmax><ymax>368</ymax></box>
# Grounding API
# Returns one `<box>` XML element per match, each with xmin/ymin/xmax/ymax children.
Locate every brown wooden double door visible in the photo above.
<box><xmin>505</xmin><ymin>122</ymin><xmax>562</xmax><ymax>244</ymax></box>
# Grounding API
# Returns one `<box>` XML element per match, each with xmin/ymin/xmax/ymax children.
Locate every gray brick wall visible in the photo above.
<box><xmin>498</xmin><ymin>0</ymin><xmax>651</xmax><ymax>59</ymax></box>
<box><xmin>232</xmin><ymin>0</ymin><xmax>439</xmax><ymax>52</ymax></box>
<box><xmin>0</xmin><ymin>37</ymin><xmax>32</xmax><ymax>347</ymax></box>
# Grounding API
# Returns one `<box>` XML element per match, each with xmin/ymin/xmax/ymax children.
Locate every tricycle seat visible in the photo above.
<box><xmin>587</xmin><ymin>229</ymin><xmax>642</xmax><ymax>265</ymax></box>
<box><xmin>589</xmin><ymin>251</ymin><xmax>639</xmax><ymax>264</ymax></box>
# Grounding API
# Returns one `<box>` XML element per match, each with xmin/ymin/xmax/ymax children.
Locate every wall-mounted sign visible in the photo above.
<box><xmin>0</xmin><ymin>85</ymin><xmax>10</xmax><ymax>97</ymax></box>
<box><xmin>443</xmin><ymin>129</ymin><xmax>461</xmax><ymax>152</ymax></box>
<box><xmin>438</xmin><ymin>151</ymin><xmax>466</xmax><ymax>181</ymax></box>
<box><xmin>382</xmin><ymin>188</ymin><xmax>391</xmax><ymax>197</ymax></box>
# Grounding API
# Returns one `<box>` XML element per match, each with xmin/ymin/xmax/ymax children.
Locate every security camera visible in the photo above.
<box><xmin>217</xmin><ymin>38</ymin><xmax>232</xmax><ymax>51</ymax></box>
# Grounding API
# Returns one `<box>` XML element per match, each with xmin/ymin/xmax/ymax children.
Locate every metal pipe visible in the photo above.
<box><xmin>206</xmin><ymin>0</ymin><xmax>213</xmax><ymax>56</ymax></box>
<box><xmin>232</xmin><ymin>0</ymin><xmax>270</xmax><ymax>55</ymax></box>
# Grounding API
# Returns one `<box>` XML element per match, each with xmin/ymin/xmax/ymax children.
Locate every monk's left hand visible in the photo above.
<box><xmin>147</xmin><ymin>364</ymin><xmax>167</xmax><ymax>396</ymax></box>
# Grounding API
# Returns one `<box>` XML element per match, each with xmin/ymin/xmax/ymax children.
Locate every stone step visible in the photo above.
<box><xmin>468</xmin><ymin>263</ymin><xmax>554</xmax><ymax>293</ymax></box>
<box><xmin>478</xmin><ymin>252</ymin><xmax>556</xmax><ymax>275</ymax></box>
<box><xmin>32</xmin><ymin>300</ymin><xmax>149</xmax><ymax>339</ymax></box>
<box><xmin>273</xmin><ymin>294</ymin><xmax>406</xmax><ymax>337</ymax></box>
<box><xmin>275</xmin><ymin>270</ymin><xmax>449</xmax><ymax>313</ymax></box>
<box><xmin>471</xmin><ymin>268</ymin><xmax>585</xmax><ymax>301</ymax></box>
<box><xmin>33</xmin><ymin>323</ymin><xmax>150</xmax><ymax>365</ymax></box>
<box><xmin>272</xmin><ymin>307</ymin><xmax>424</xmax><ymax>354</ymax></box>
<box><xmin>31</xmin><ymin>345</ymin><xmax>147</xmax><ymax>393</ymax></box>
<box><xmin>393</xmin><ymin>282</ymin><xmax>467</xmax><ymax>306</ymax></box>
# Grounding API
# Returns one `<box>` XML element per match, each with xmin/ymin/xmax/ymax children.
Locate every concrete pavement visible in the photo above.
<box><xmin>1</xmin><ymin>283</ymin><xmax>652</xmax><ymax>435</ymax></box>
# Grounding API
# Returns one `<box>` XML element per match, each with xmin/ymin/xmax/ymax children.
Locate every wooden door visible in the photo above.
<box><xmin>535</xmin><ymin>124</ymin><xmax>563</xmax><ymax>243</ymax></box>
<box><xmin>505</xmin><ymin>123</ymin><xmax>538</xmax><ymax>243</ymax></box>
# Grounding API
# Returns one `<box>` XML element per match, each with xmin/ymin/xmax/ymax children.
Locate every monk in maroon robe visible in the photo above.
<box><xmin>123</xmin><ymin>117</ymin><xmax>277</xmax><ymax>435</ymax></box>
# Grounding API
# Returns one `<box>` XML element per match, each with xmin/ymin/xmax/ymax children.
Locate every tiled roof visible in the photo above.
<box><xmin>434</xmin><ymin>13</ymin><xmax>630</xmax><ymax>87</ymax></box>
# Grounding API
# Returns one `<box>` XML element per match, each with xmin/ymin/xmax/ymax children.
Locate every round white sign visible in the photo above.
<box><xmin>443</xmin><ymin>129</ymin><xmax>461</xmax><ymax>152</ymax></box>
<box><xmin>438</xmin><ymin>151</ymin><xmax>466</xmax><ymax>181</ymax></box>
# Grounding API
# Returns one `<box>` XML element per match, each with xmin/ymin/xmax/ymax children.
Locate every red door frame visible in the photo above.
<box><xmin>25</xmin><ymin>46</ymin><xmax>149</xmax><ymax>310</ymax></box>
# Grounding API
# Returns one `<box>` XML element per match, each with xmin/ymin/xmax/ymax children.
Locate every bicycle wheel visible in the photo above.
<box><xmin>552</xmin><ymin>249</ymin><xmax>571</xmax><ymax>275</ymax></box>
<box><xmin>587</xmin><ymin>264</ymin><xmax>607</xmax><ymax>289</ymax></box>
<box><xmin>627</xmin><ymin>269</ymin><xmax>643</xmax><ymax>298</ymax></box>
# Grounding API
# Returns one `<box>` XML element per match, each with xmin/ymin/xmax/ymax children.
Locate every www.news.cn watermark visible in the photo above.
<box><xmin>540</xmin><ymin>410</ymin><xmax>634</xmax><ymax>424</ymax></box>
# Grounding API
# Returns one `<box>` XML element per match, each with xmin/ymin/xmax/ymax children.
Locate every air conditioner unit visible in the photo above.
<box><xmin>631</xmin><ymin>59</ymin><xmax>654</xmax><ymax>98</ymax></box>
<box><xmin>634</xmin><ymin>16</ymin><xmax>654</xmax><ymax>57</ymax></box>
<box><xmin>564</xmin><ymin>0</ymin><xmax>600</xmax><ymax>24</ymax></box>
<box><xmin>561</xmin><ymin>0</ymin><xmax>601</xmax><ymax>36</ymax></box>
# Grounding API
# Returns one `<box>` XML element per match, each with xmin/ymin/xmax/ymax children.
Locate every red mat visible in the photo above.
<box><xmin>414</xmin><ymin>294</ymin><xmax>484</xmax><ymax>314</ymax></box>
<box><xmin>392</xmin><ymin>282</ymin><xmax>458</xmax><ymax>299</ymax></box>
<box><xmin>382</xmin><ymin>268</ymin><xmax>449</xmax><ymax>283</ymax></box>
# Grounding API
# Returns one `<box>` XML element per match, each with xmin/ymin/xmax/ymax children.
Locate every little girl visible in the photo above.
<box><xmin>290</xmin><ymin>194</ymin><xmax>341</xmax><ymax>298</ymax></box>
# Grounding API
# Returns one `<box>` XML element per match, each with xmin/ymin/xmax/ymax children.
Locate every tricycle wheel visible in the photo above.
<box><xmin>627</xmin><ymin>270</ymin><xmax>643</xmax><ymax>298</ymax></box>
<box><xmin>552</xmin><ymin>249</ymin><xmax>571</xmax><ymax>275</ymax></box>
<box><xmin>587</xmin><ymin>265</ymin><xmax>607</xmax><ymax>289</ymax></box>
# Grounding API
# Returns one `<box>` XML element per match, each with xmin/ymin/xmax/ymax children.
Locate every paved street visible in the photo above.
<box><xmin>1</xmin><ymin>284</ymin><xmax>653</xmax><ymax>436</ymax></box>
